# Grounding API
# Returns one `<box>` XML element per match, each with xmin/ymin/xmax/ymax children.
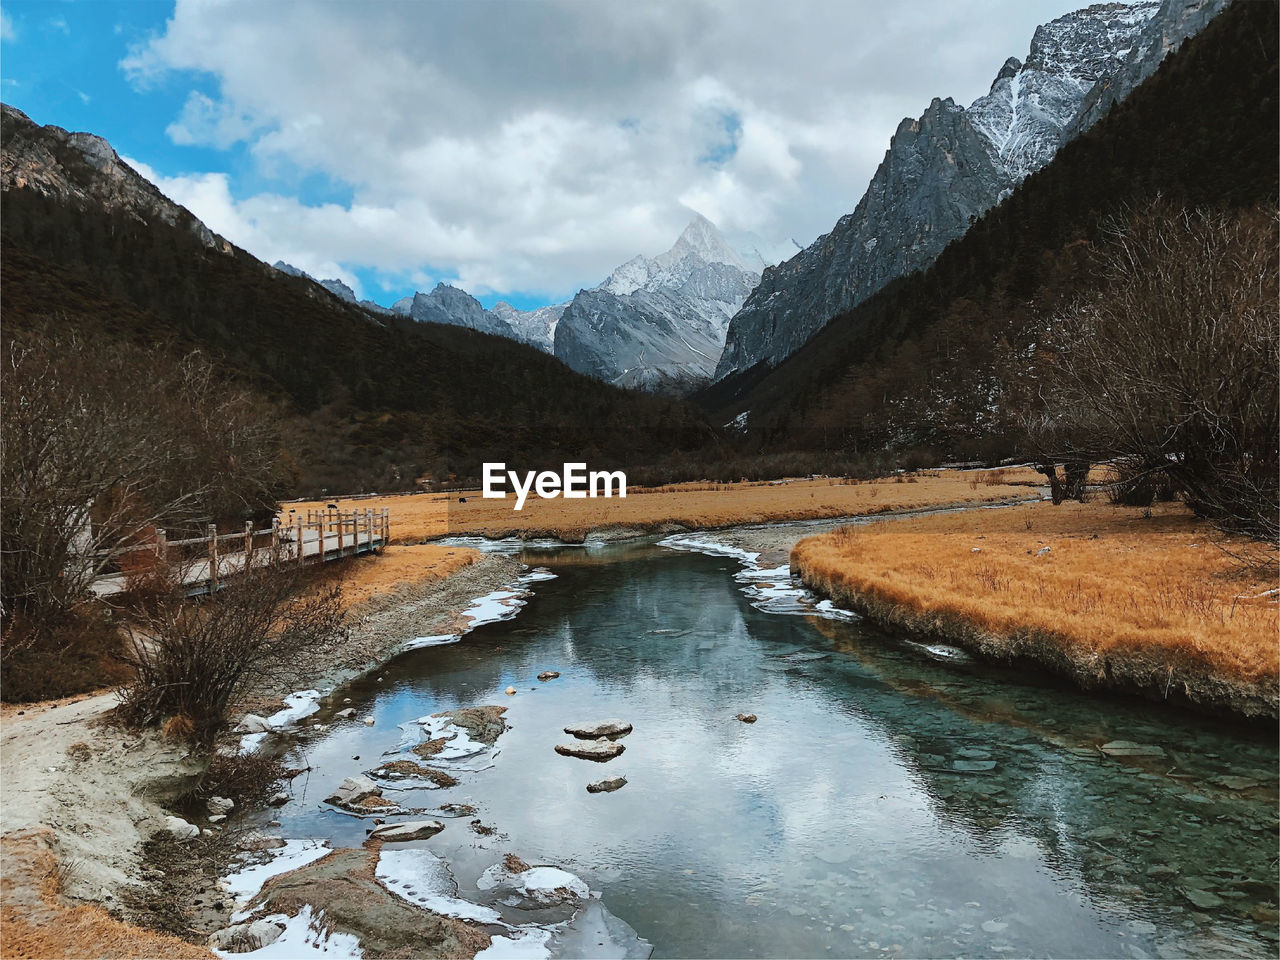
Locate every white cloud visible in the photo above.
<box><xmin>48</xmin><ymin>15</ymin><xmax>69</xmax><ymax>35</ymax></box>
<box><xmin>121</xmin><ymin>0</ymin><xmax>1086</xmax><ymax>303</ymax></box>
<box><xmin>166</xmin><ymin>91</ymin><xmax>258</xmax><ymax>148</ymax></box>
<box><xmin>1</xmin><ymin>10</ymin><xmax>17</xmax><ymax>43</ymax></box>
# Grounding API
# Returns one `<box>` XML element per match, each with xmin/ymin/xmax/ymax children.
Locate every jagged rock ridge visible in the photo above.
<box><xmin>273</xmin><ymin>260</ymin><xmax>391</xmax><ymax>315</ymax></box>
<box><xmin>0</xmin><ymin>103</ymin><xmax>229</xmax><ymax>253</ymax></box>
<box><xmin>388</xmin><ymin>214</ymin><xmax>764</xmax><ymax>392</ymax></box>
<box><xmin>713</xmin><ymin>0</ymin><xmax>1227</xmax><ymax>382</ymax></box>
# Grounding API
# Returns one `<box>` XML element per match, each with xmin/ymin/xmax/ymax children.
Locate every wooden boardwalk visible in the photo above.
<box><xmin>90</xmin><ymin>508</ymin><xmax>389</xmax><ymax>598</ymax></box>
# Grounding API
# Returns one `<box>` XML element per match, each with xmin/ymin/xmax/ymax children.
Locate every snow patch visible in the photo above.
<box><xmin>217</xmin><ymin>906</ymin><xmax>361</xmax><ymax>959</ymax></box>
<box><xmin>225</xmin><ymin>839</ymin><xmax>331</xmax><ymax>911</ymax></box>
<box><xmin>476</xmin><ymin>929</ymin><xmax>554</xmax><ymax>960</ymax></box>
<box><xmin>376</xmin><ymin>848</ymin><xmax>504</xmax><ymax>924</ymax></box>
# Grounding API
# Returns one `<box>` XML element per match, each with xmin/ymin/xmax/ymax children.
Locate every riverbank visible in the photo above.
<box><xmin>790</xmin><ymin>500</ymin><xmax>1279</xmax><ymax>721</ymax></box>
<box><xmin>284</xmin><ymin>469</ymin><xmax>1039</xmax><ymax>542</ymax></box>
<box><xmin>0</xmin><ymin>545</ymin><xmax>521</xmax><ymax>958</ymax></box>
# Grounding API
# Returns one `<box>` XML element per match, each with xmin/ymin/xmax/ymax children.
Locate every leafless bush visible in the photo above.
<box><xmin>116</xmin><ymin>549</ymin><xmax>344</xmax><ymax>743</ymax></box>
<box><xmin>1030</xmin><ymin>203</ymin><xmax>1278</xmax><ymax>536</ymax></box>
<box><xmin>1105</xmin><ymin>457</ymin><xmax>1180</xmax><ymax>507</ymax></box>
<box><xmin>1</xmin><ymin>327</ymin><xmax>284</xmax><ymax>638</ymax></box>
<box><xmin>192</xmin><ymin>750</ymin><xmax>291</xmax><ymax>808</ymax></box>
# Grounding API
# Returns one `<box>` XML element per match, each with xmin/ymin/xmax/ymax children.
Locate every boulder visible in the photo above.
<box><xmin>162</xmin><ymin>815</ymin><xmax>199</xmax><ymax>840</ymax></box>
<box><xmin>267</xmin><ymin>792</ymin><xmax>289</xmax><ymax>807</ymax></box>
<box><xmin>736</xmin><ymin>713</ymin><xmax>757</xmax><ymax>724</ymax></box>
<box><xmin>368</xmin><ymin>820</ymin><xmax>445</xmax><ymax>842</ymax></box>
<box><xmin>326</xmin><ymin>775</ymin><xmax>380</xmax><ymax>807</ymax></box>
<box><xmin>537</xmin><ymin>671</ymin><xmax>560</xmax><ymax>682</ymax></box>
<box><xmin>335</xmin><ymin>708</ymin><xmax>356</xmax><ymax>719</ymax></box>
<box><xmin>555</xmin><ymin>739</ymin><xmax>625</xmax><ymax>762</ymax></box>
<box><xmin>587</xmin><ymin>776</ymin><xmax>627</xmax><ymax>794</ymax></box>
<box><xmin>208</xmin><ymin>919</ymin><xmax>285</xmax><ymax>952</ymax></box>
<box><xmin>563</xmin><ymin>719</ymin><xmax>632</xmax><ymax>740</ymax></box>
<box><xmin>362</xmin><ymin>717</ymin><xmax>375</xmax><ymax>726</ymax></box>
<box><xmin>235</xmin><ymin>714</ymin><xmax>272</xmax><ymax>734</ymax></box>
<box><xmin>207</xmin><ymin>796</ymin><xmax>235</xmax><ymax>815</ymax></box>
<box><xmin>208</xmin><ymin>814</ymin><xmax>227</xmax><ymax>824</ymax></box>
<box><xmin>505</xmin><ymin>686</ymin><xmax>517</xmax><ymax>696</ymax></box>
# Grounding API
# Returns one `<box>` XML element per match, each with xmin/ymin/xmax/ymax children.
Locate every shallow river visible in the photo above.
<box><xmin>250</xmin><ymin>536</ymin><xmax>1278</xmax><ymax>959</ymax></box>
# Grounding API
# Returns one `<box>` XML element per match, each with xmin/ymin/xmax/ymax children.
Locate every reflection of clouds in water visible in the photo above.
<box><xmin>275</xmin><ymin>542</ymin><xmax>1278</xmax><ymax>959</ymax></box>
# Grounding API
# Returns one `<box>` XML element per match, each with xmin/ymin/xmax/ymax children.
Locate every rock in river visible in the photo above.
<box><xmin>736</xmin><ymin>713</ymin><xmax>757</xmax><ymax>723</ymax></box>
<box><xmin>369</xmin><ymin>820</ymin><xmax>445</xmax><ymax>842</ymax></box>
<box><xmin>564</xmin><ymin>719</ymin><xmax>632</xmax><ymax>740</ymax></box>
<box><xmin>587</xmin><ymin>776</ymin><xmax>627</xmax><ymax>794</ymax></box>
<box><xmin>326</xmin><ymin>775</ymin><xmax>380</xmax><ymax>807</ymax></box>
<box><xmin>556</xmin><ymin>739</ymin><xmax>626</xmax><ymax>762</ymax></box>
<box><xmin>537</xmin><ymin>671</ymin><xmax>560</xmax><ymax>681</ymax></box>
<box><xmin>1182</xmin><ymin>886</ymin><xmax>1225</xmax><ymax>909</ymax></box>
<box><xmin>1099</xmin><ymin>740</ymin><xmax>1166</xmax><ymax>758</ymax></box>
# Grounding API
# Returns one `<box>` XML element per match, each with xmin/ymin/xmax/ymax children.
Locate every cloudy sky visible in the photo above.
<box><xmin>2</xmin><ymin>0</ymin><xmax>1088</xmax><ymax>310</ymax></box>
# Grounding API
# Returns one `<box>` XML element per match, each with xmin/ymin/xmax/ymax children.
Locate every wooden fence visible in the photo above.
<box><xmin>90</xmin><ymin>507</ymin><xmax>390</xmax><ymax>598</ymax></box>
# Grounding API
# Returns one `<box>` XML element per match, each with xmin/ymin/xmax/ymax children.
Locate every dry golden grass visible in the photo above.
<box><xmin>319</xmin><ymin>544</ymin><xmax>479</xmax><ymax>612</ymax></box>
<box><xmin>791</xmin><ymin>500</ymin><xmax>1279</xmax><ymax>686</ymax></box>
<box><xmin>0</xmin><ymin>830</ymin><xmax>214</xmax><ymax>960</ymax></box>
<box><xmin>284</xmin><ymin>471</ymin><xmax>1034</xmax><ymax>544</ymax></box>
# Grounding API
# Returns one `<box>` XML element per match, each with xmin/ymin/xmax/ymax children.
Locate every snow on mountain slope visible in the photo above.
<box><xmin>553</xmin><ymin>214</ymin><xmax>761</xmax><ymax>392</ymax></box>
<box><xmin>490</xmin><ymin>300</ymin><xmax>568</xmax><ymax>351</ymax></box>
<box><xmin>713</xmin><ymin>0</ymin><xmax>1224</xmax><ymax>383</ymax></box>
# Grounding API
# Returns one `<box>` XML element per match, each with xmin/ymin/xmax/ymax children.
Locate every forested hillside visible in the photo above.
<box><xmin>1</xmin><ymin>119</ymin><xmax>719</xmax><ymax>493</ymax></box>
<box><xmin>700</xmin><ymin>0</ymin><xmax>1277</xmax><ymax>463</ymax></box>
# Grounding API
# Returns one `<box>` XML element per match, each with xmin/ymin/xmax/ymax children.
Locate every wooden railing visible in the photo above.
<box><xmin>90</xmin><ymin>508</ymin><xmax>391</xmax><ymax>598</ymax></box>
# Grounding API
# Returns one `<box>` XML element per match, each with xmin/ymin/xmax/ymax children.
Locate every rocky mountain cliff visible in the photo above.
<box><xmin>713</xmin><ymin>0</ymin><xmax>1227</xmax><ymax>382</ymax></box>
<box><xmin>391</xmin><ymin>282</ymin><xmax>521</xmax><ymax>339</ymax></box>
<box><xmin>553</xmin><ymin>214</ymin><xmax>761</xmax><ymax>392</ymax></box>
<box><xmin>385</xmin><ymin>214</ymin><xmax>763</xmax><ymax>391</ymax></box>
<box><xmin>385</xmin><ymin>283</ymin><xmax>567</xmax><ymax>350</ymax></box>
<box><xmin>490</xmin><ymin>300</ymin><xmax>567</xmax><ymax>350</ymax></box>
<box><xmin>1</xmin><ymin>103</ymin><xmax>231</xmax><ymax>253</ymax></box>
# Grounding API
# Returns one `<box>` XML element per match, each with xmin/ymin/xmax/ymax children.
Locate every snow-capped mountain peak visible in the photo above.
<box><xmin>553</xmin><ymin>214</ymin><xmax>763</xmax><ymax>392</ymax></box>
<box><xmin>661</xmin><ymin>213</ymin><xmax>756</xmax><ymax>273</ymax></box>
<box><xmin>967</xmin><ymin>1</ymin><xmax>1161</xmax><ymax>182</ymax></box>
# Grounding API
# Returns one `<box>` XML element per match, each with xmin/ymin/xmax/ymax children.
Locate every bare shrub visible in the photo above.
<box><xmin>1</xmin><ymin>327</ymin><xmax>284</xmax><ymax>637</ymax></box>
<box><xmin>117</xmin><ymin>551</ymin><xmax>344</xmax><ymax>743</ymax></box>
<box><xmin>1037</xmin><ymin>203</ymin><xmax>1278</xmax><ymax>538</ymax></box>
<box><xmin>1105</xmin><ymin>457</ymin><xmax>1180</xmax><ymax>507</ymax></box>
<box><xmin>193</xmin><ymin>750</ymin><xmax>291</xmax><ymax>808</ymax></box>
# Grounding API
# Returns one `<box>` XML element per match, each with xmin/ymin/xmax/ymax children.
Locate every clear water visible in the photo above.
<box><xmin>260</xmin><ymin>539</ymin><xmax>1279</xmax><ymax>959</ymax></box>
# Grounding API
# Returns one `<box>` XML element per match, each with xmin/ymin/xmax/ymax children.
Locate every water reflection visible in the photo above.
<box><xmin>266</xmin><ymin>540</ymin><xmax>1277</xmax><ymax>959</ymax></box>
